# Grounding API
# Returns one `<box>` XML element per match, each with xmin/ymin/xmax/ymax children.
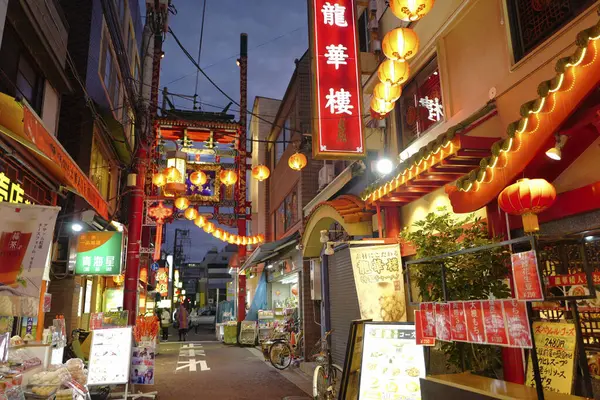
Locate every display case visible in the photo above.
<box><xmin>257</xmin><ymin>310</ymin><xmax>274</xmax><ymax>343</ymax></box>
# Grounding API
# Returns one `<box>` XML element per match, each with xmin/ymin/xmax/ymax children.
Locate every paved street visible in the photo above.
<box><xmin>136</xmin><ymin>329</ymin><xmax>312</xmax><ymax>400</ymax></box>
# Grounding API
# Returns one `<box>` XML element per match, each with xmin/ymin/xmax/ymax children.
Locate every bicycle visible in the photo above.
<box><xmin>312</xmin><ymin>331</ymin><xmax>343</xmax><ymax>400</ymax></box>
<box><xmin>268</xmin><ymin>329</ymin><xmax>304</xmax><ymax>370</ymax></box>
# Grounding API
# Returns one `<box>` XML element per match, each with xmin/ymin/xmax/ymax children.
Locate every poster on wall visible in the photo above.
<box><xmin>449</xmin><ymin>302</ymin><xmax>468</xmax><ymax>342</ymax></box>
<box><xmin>358</xmin><ymin>323</ymin><xmax>425</xmax><ymax>400</ymax></box>
<box><xmin>130</xmin><ymin>342</ymin><xmax>155</xmax><ymax>385</ymax></box>
<box><xmin>414</xmin><ymin>311</ymin><xmax>435</xmax><ymax>346</ymax></box>
<box><xmin>349</xmin><ymin>244</ymin><xmax>406</xmax><ymax>322</ymax></box>
<box><xmin>88</xmin><ymin>327</ymin><xmax>133</xmax><ymax>385</ymax></box>
<box><xmin>511</xmin><ymin>250</ymin><xmax>544</xmax><ymax>301</ymax></box>
<box><xmin>434</xmin><ymin>303</ymin><xmax>451</xmax><ymax>341</ymax></box>
<box><xmin>74</xmin><ymin>232</ymin><xmax>123</xmax><ymax>275</ymax></box>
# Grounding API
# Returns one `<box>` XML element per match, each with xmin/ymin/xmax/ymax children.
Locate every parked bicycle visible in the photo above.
<box><xmin>267</xmin><ymin>329</ymin><xmax>304</xmax><ymax>370</ymax></box>
<box><xmin>312</xmin><ymin>331</ymin><xmax>343</xmax><ymax>400</ymax></box>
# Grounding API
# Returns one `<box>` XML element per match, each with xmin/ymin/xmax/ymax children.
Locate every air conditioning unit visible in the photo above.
<box><xmin>310</xmin><ymin>259</ymin><xmax>322</xmax><ymax>300</ymax></box>
<box><xmin>318</xmin><ymin>164</ymin><xmax>335</xmax><ymax>190</ymax></box>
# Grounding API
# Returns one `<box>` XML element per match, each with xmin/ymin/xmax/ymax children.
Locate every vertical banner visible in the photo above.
<box><xmin>419</xmin><ymin>302</ymin><xmax>436</xmax><ymax>338</ymax></box>
<box><xmin>309</xmin><ymin>0</ymin><xmax>365</xmax><ymax>159</ymax></box>
<box><xmin>511</xmin><ymin>250</ymin><xmax>544</xmax><ymax>301</ymax></box>
<box><xmin>0</xmin><ymin>203</ymin><xmax>59</xmax><ymax>311</ymax></box>
<box><xmin>350</xmin><ymin>244</ymin><xmax>406</xmax><ymax>321</ymax></box>
<box><xmin>415</xmin><ymin>311</ymin><xmax>435</xmax><ymax>346</ymax></box>
<box><xmin>434</xmin><ymin>303</ymin><xmax>451</xmax><ymax>341</ymax></box>
<box><xmin>156</xmin><ymin>268</ymin><xmax>169</xmax><ymax>298</ymax></box>
<box><xmin>502</xmin><ymin>299</ymin><xmax>532</xmax><ymax>348</ymax></box>
<box><xmin>464</xmin><ymin>300</ymin><xmax>486</xmax><ymax>343</ymax></box>
<box><xmin>482</xmin><ymin>299</ymin><xmax>508</xmax><ymax>346</ymax></box>
<box><xmin>449</xmin><ymin>302</ymin><xmax>468</xmax><ymax>342</ymax></box>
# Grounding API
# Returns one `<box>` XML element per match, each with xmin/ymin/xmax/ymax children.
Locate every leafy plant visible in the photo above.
<box><xmin>400</xmin><ymin>207</ymin><xmax>511</xmax><ymax>375</ymax></box>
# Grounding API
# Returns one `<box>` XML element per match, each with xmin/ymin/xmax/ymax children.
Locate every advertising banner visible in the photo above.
<box><xmin>74</xmin><ymin>232</ymin><xmax>123</xmax><ymax>275</ymax></box>
<box><xmin>449</xmin><ymin>302</ymin><xmax>468</xmax><ymax>342</ymax></box>
<box><xmin>88</xmin><ymin>327</ymin><xmax>133</xmax><ymax>385</ymax></box>
<box><xmin>482</xmin><ymin>299</ymin><xmax>508</xmax><ymax>346</ymax></box>
<box><xmin>349</xmin><ymin>244</ymin><xmax>406</xmax><ymax>322</ymax></box>
<box><xmin>502</xmin><ymin>299</ymin><xmax>532</xmax><ymax>348</ymax></box>
<box><xmin>130</xmin><ymin>342</ymin><xmax>155</xmax><ymax>385</ymax></box>
<box><xmin>511</xmin><ymin>250</ymin><xmax>544</xmax><ymax>301</ymax></box>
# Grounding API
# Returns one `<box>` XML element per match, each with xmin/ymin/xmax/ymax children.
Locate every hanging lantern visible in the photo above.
<box><xmin>371</xmin><ymin>96</ymin><xmax>395</xmax><ymax>115</ymax></box>
<box><xmin>373</xmin><ymin>82</ymin><xmax>402</xmax><ymax>103</ymax></box>
<box><xmin>228</xmin><ymin>235</ymin><xmax>237</xmax><ymax>244</ymax></box>
<box><xmin>370</xmin><ymin>108</ymin><xmax>389</xmax><ymax>120</ymax></box>
<box><xmin>165</xmin><ymin>151</ymin><xmax>187</xmax><ymax>194</ymax></box>
<box><xmin>390</xmin><ymin>0</ymin><xmax>435</xmax><ymax>21</ymax></box>
<box><xmin>252</xmin><ymin>165</ymin><xmax>271</xmax><ymax>181</ymax></box>
<box><xmin>147</xmin><ymin>201</ymin><xmax>173</xmax><ymax>261</ymax></box>
<box><xmin>288</xmin><ymin>153</ymin><xmax>307</xmax><ymax>171</ymax></box>
<box><xmin>382</xmin><ymin>28</ymin><xmax>419</xmax><ymax>62</ymax></box>
<box><xmin>174</xmin><ymin>197</ymin><xmax>190</xmax><ymax>210</ymax></box>
<box><xmin>223</xmin><ymin>231</ymin><xmax>230</xmax><ymax>242</ymax></box>
<box><xmin>241</xmin><ymin>237</ymin><xmax>248</xmax><ymax>246</ymax></box>
<box><xmin>214</xmin><ymin>229</ymin><xmax>223</xmax><ymax>239</ymax></box>
<box><xmin>194</xmin><ymin>215</ymin><xmax>207</xmax><ymax>228</ymax></box>
<box><xmin>220</xmin><ymin>169</ymin><xmax>238</xmax><ymax>186</ymax></box>
<box><xmin>152</xmin><ymin>172</ymin><xmax>167</xmax><ymax>187</ymax></box>
<box><xmin>258</xmin><ymin>234</ymin><xmax>265</xmax><ymax>243</ymax></box>
<box><xmin>378</xmin><ymin>59</ymin><xmax>410</xmax><ymax>87</ymax></box>
<box><xmin>235</xmin><ymin>236</ymin><xmax>242</xmax><ymax>246</ymax></box>
<box><xmin>498</xmin><ymin>178</ymin><xmax>557</xmax><ymax>233</ymax></box>
<box><xmin>203</xmin><ymin>222</ymin><xmax>215</xmax><ymax>233</ymax></box>
<box><xmin>190</xmin><ymin>170</ymin><xmax>208</xmax><ymax>186</ymax></box>
<box><xmin>184</xmin><ymin>207</ymin><xmax>198</xmax><ymax>220</ymax></box>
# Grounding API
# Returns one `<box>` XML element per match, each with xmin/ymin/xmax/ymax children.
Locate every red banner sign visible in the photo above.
<box><xmin>156</xmin><ymin>268</ymin><xmax>169</xmax><ymax>297</ymax></box>
<box><xmin>511</xmin><ymin>250</ymin><xmax>544</xmax><ymax>301</ymax></box>
<box><xmin>310</xmin><ymin>0</ymin><xmax>365</xmax><ymax>159</ymax></box>
<box><xmin>415</xmin><ymin>310</ymin><xmax>435</xmax><ymax>346</ymax></box>
<box><xmin>419</xmin><ymin>302</ymin><xmax>436</xmax><ymax>338</ymax></box>
<box><xmin>435</xmin><ymin>303</ymin><xmax>451</xmax><ymax>341</ymax></box>
<box><xmin>465</xmin><ymin>300</ymin><xmax>485</xmax><ymax>343</ymax></box>
<box><xmin>502</xmin><ymin>299</ymin><xmax>532</xmax><ymax>348</ymax></box>
<box><xmin>450</xmin><ymin>302</ymin><xmax>468</xmax><ymax>342</ymax></box>
<box><xmin>547</xmin><ymin>272</ymin><xmax>600</xmax><ymax>287</ymax></box>
<box><xmin>482</xmin><ymin>299</ymin><xmax>508</xmax><ymax>346</ymax></box>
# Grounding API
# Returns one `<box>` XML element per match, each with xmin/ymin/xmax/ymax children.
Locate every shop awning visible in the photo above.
<box><xmin>0</xmin><ymin>94</ymin><xmax>109</xmax><ymax>219</ymax></box>
<box><xmin>240</xmin><ymin>232</ymin><xmax>300</xmax><ymax>272</ymax></box>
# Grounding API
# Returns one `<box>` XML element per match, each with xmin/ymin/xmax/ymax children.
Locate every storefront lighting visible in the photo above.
<box><xmin>266</xmin><ymin>264</ymin><xmax>274</xmax><ymax>269</ymax></box>
<box><xmin>376</xmin><ymin>158</ymin><xmax>394</xmax><ymax>175</ymax></box>
<box><xmin>545</xmin><ymin>134</ymin><xmax>568</xmax><ymax>161</ymax></box>
<box><xmin>71</xmin><ymin>222</ymin><xmax>83</xmax><ymax>232</ymax></box>
<box><xmin>181</xmin><ymin>290</ymin><xmax>186</xmax><ymax>295</ymax></box>
<box><xmin>319</xmin><ymin>230</ymin><xmax>329</xmax><ymax>243</ymax></box>
<box><xmin>377</xmin><ymin>59</ymin><xmax>410</xmax><ymax>87</ymax></box>
<box><xmin>324</xmin><ymin>242</ymin><xmax>335</xmax><ymax>256</ymax></box>
<box><xmin>585</xmin><ymin>236</ymin><xmax>596</xmax><ymax>241</ymax></box>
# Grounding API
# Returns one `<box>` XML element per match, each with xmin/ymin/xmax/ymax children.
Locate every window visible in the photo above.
<box><xmin>16</xmin><ymin>55</ymin><xmax>43</xmax><ymax>114</ymax></box>
<box><xmin>396</xmin><ymin>58</ymin><xmax>443</xmax><ymax>149</ymax></box>
<box><xmin>358</xmin><ymin>10</ymin><xmax>369</xmax><ymax>52</ymax></box>
<box><xmin>100</xmin><ymin>25</ymin><xmax>122</xmax><ymax>115</ymax></box>
<box><xmin>90</xmin><ymin>135</ymin><xmax>111</xmax><ymax>200</ymax></box>
<box><xmin>506</xmin><ymin>0</ymin><xmax>596</xmax><ymax>62</ymax></box>
<box><xmin>275</xmin><ymin>186</ymin><xmax>299</xmax><ymax>239</ymax></box>
<box><xmin>273</xmin><ymin>117</ymin><xmax>291</xmax><ymax>167</ymax></box>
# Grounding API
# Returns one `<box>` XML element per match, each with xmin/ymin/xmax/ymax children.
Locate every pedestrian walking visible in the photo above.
<box><xmin>160</xmin><ymin>308</ymin><xmax>171</xmax><ymax>340</ymax></box>
<box><xmin>177</xmin><ymin>303</ymin><xmax>189</xmax><ymax>341</ymax></box>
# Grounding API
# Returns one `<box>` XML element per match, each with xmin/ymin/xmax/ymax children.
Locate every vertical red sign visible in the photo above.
<box><xmin>435</xmin><ymin>303</ymin><xmax>451</xmax><ymax>341</ymax></box>
<box><xmin>502</xmin><ymin>299</ymin><xmax>533</xmax><ymax>348</ymax></box>
<box><xmin>482</xmin><ymin>300</ymin><xmax>509</xmax><ymax>345</ymax></box>
<box><xmin>310</xmin><ymin>0</ymin><xmax>365</xmax><ymax>159</ymax></box>
<box><xmin>415</xmin><ymin>310</ymin><xmax>435</xmax><ymax>346</ymax></box>
<box><xmin>511</xmin><ymin>250</ymin><xmax>544</xmax><ymax>301</ymax></box>
<box><xmin>450</xmin><ymin>302</ymin><xmax>468</xmax><ymax>342</ymax></box>
<box><xmin>465</xmin><ymin>300</ymin><xmax>486</xmax><ymax>343</ymax></box>
<box><xmin>419</xmin><ymin>302</ymin><xmax>436</xmax><ymax>338</ymax></box>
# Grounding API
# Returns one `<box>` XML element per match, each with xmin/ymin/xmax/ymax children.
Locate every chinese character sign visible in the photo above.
<box><xmin>482</xmin><ymin>299</ymin><xmax>508</xmax><ymax>345</ymax></box>
<box><xmin>450</xmin><ymin>302</ymin><xmax>468</xmax><ymax>342</ymax></box>
<box><xmin>415</xmin><ymin>310</ymin><xmax>435</xmax><ymax>346</ymax></box>
<box><xmin>419</xmin><ymin>302</ymin><xmax>436</xmax><ymax>339</ymax></box>
<box><xmin>511</xmin><ymin>250</ymin><xmax>544</xmax><ymax>301</ymax></box>
<box><xmin>434</xmin><ymin>303</ymin><xmax>451</xmax><ymax>341</ymax></box>
<box><xmin>502</xmin><ymin>299</ymin><xmax>532</xmax><ymax>348</ymax></box>
<box><xmin>74</xmin><ymin>232</ymin><xmax>123</xmax><ymax>275</ymax></box>
<box><xmin>310</xmin><ymin>0</ymin><xmax>365</xmax><ymax>159</ymax></box>
<box><xmin>156</xmin><ymin>268</ymin><xmax>169</xmax><ymax>298</ymax></box>
<box><xmin>464</xmin><ymin>300</ymin><xmax>486</xmax><ymax>343</ymax></box>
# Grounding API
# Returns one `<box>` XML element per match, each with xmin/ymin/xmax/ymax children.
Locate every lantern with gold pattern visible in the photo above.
<box><xmin>390</xmin><ymin>0</ymin><xmax>435</xmax><ymax>21</ymax></box>
<box><xmin>378</xmin><ymin>59</ymin><xmax>410</xmax><ymax>87</ymax></box>
<box><xmin>251</xmin><ymin>165</ymin><xmax>270</xmax><ymax>181</ymax></box>
<box><xmin>382</xmin><ymin>28</ymin><xmax>419</xmax><ymax>62</ymax></box>
<box><xmin>288</xmin><ymin>153</ymin><xmax>307</xmax><ymax>171</ymax></box>
<box><xmin>220</xmin><ymin>170</ymin><xmax>238</xmax><ymax>186</ymax></box>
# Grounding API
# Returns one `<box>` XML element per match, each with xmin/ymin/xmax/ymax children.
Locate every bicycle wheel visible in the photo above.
<box><xmin>269</xmin><ymin>341</ymin><xmax>292</xmax><ymax>370</ymax></box>
<box><xmin>330</xmin><ymin>364</ymin><xmax>343</xmax><ymax>399</ymax></box>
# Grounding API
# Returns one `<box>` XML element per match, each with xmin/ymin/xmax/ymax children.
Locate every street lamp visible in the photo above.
<box><xmin>376</xmin><ymin>158</ymin><xmax>394</xmax><ymax>175</ymax></box>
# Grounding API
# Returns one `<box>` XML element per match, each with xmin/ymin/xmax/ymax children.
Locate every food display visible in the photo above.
<box><xmin>55</xmin><ymin>388</ymin><xmax>74</xmax><ymax>399</ymax></box>
<box><xmin>358</xmin><ymin>323</ymin><xmax>426</xmax><ymax>400</ymax></box>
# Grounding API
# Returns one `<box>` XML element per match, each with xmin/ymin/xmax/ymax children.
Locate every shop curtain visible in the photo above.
<box><xmin>245</xmin><ymin>270</ymin><xmax>268</xmax><ymax>321</ymax></box>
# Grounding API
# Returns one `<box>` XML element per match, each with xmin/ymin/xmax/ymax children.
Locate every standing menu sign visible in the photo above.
<box><xmin>88</xmin><ymin>327</ymin><xmax>133</xmax><ymax>385</ymax></box>
<box><xmin>340</xmin><ymin>320</ymin><xmax>370</xmax><ymax>400</ymax></box>
<box><xmin>358</xmin><ymin>323</ymin><xmax>425</xmax><ymax>400</ymax></box>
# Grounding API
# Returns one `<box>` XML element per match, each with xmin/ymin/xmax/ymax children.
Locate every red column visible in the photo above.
<box><xmin>384</xmin><ymin>207</ymin><xmax>401</xmax><ymax>239</ymax></box>
<box><xmin>124</xmin><ymin>147</ymin><xmax>147</xmax><ymax>325</ymax></box>
<box><xmin>486</xmin><ymin>200</ymin><xmax>525</xmax><ymax>384</ymax></box>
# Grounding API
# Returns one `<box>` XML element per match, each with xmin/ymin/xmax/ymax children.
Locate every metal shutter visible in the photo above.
<box><xmin>328</xmin><ymin>247</ymin><xmax>361</xmax><ymax>366</ymax></box>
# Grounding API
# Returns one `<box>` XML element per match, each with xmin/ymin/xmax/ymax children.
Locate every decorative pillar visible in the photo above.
<box><xmin>384</xmin><ymin>206</ymin><xmax>401</xmax><ymax>239</ymax></box>
<box><xmin>237</xmin><ymin>33</ymin><xmax>248</xmax><ymax>322</ymax></box>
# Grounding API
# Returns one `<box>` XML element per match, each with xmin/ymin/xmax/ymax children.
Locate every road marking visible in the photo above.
<box><xmin>175</xmin><ymin>342</ymin><xmax>210</xmax><ymax>373</ymax></box>
<box><xmin>176</xmin><ymin>359</ymin><xmax>210</xmax><ymax>372</ymax></box>
<box><xmin>179</xmin><ymin>349</ymin><xmax>205</xmax><ymax>357</ymax></box>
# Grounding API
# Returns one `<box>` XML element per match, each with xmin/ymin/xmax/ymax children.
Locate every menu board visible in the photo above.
<box><xmin>359</xmin><ymin>323</ymin><xmax>425</xmax><ymax>400</ymax></box>
<box><xmin>511</xmin><ymin>250</ymin><xmax>544</xmax><ymax>301</ymax></box>
<box><xmin>88</xmin><ymin>327</ymin><xmax>133</xmax><ymax>385</ymax></box>
<box><xmin>482</xmin><ymin>299</ymin><xmax>508</xmax><ymax>345</ymax></box>
<box><xmin>340</xmin><ymin>320</ymin><xmax>370</xmax><ymax>400</ymax></box>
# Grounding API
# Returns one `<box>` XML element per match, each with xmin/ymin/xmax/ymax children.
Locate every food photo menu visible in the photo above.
<box><xmin>358</xmin><ymin>323</ymin><xmax>426</xmax><ymax>400</ymax></box>
<box><xmin>88</xmin><ymin>327</ymin><xmax>133</xmax><ymax>385</ymax></box>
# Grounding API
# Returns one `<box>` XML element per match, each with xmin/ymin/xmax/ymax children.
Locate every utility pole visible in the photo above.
<box><xmin>237</xmin><ymin>33</ymin><xmax>248</xmax><ymax>322</ymax></box>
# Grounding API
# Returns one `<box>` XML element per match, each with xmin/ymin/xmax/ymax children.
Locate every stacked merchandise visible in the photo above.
<box><xmin>257</xmin><ymin>310</ymin><xmax>275</xmax><ymax>343</ymax></box>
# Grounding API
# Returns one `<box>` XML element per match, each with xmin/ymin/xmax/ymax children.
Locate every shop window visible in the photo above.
<box><xmin>275</xmin><ymin>186</ymin><xmax>299</xmax><ymax>239</ymax></box>
<box><xmin>506</xmin><ymin>0</ymin><xmax>597</xmax><ymax>62</ymax></box>
<box><xmin>90</xmin><ymin>135</ymin><xmax>112</xmax><ymax>200</ymax></box>
<box><xmin>396</xmin><ymin>57</ymin><xmax>443</xmax><ymax>149</ymax></box>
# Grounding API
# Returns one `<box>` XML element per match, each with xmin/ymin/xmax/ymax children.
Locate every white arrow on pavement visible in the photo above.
<box><xmin>176</xmin><ymin>359</ymin><xmax>210</xmax><ymax>372</ymax></box>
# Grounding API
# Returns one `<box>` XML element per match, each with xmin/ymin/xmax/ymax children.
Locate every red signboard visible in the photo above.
<box><xmin>156</xmin><ymin>268</ymin><xmax>169</xmax><ymax>298</ymax></box>
<box><xmin>465</xmin><ymin>300</ymin><xmax>486</xmax><ymax>343</ymax></box>
<box><xmin>415</xmin><ymin>310</ymin><xmax>435</xmax><ymax>346</ymax></box>
<box><xmin>310</xmin><ymin>0</ymin><xmax>365</xmax><ymax>159</ymax></box>
<box><xmin>482</xmin><ymin>300</ymin><xmax>509</xmax><ymax>346</ymax></box>
<box><xmin>502</xmin><ymin>299</ymin><xmax>533</xmax><ymax>348</ymax></box>
<box><xmin>547</xmin><ymin>272</ymin><xmax>600</xmax><ymax>287</ymax></box>
<box><xmin>511</xmin><ymin>250</ymin><xmax>544</xmax><ymax>301</ymax></box>
<box><xmin>450</xmin><ymin>302</ymin><xmax>468</xmax><ymax>342</ymax></box>
<box><xmin>419</xmin><ymin>302</ymin><xmax>436</xmax><ymax>338</ymax></box>
<box><xmin>434</xmin><ymin>303</ymin><xmax>451</xmax><ymax>341</ymax></box>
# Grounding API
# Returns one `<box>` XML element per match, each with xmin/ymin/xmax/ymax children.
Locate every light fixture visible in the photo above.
<box><xmin>324</xmin><ymin>242</ymin><xmax>335</xmax><ymax>256</ymax></box>
<box><xmin>288</xmin><ymin>152</ymin><xmax>308</xmax><ymax>171</ymax></box>
<box><xmin>545</xmin><ymin>134</ymin><xmax>568</xmax><ymax>161</ymax></box>
<box><xmin>236</xmin><ymin>59</ymin><xmax>241</xmax><ymax>67</ymax></box>
<box><xmin>249</xmin><ymin>271</ymin><xmax>256</xmax><ymax>278</ymax></box>
<box><xmin>382</xmin><ymin>27</ymin><xmax>420</xmax><ymax>62</ymax></box>
<box><xmin>165</xmin><ymin>150</ymin><xmax>188</xmax><ymax>194</ymax></box>
<box><xmin>174</xmin><ymin>197</ymin><xmax>190</xmax><ymax>210</ymax></box>
<box><xmin>376</xmin><ymin>158</ymin><xmax>394</xmax><ymax>175</ymax></box>
<box><xmin>190</xmin><ymin>171</ymin><xmax>208</xmax><ymax>186</ymax></box>
<box><xmin>219</xmin><ymin>169</ymin><xmax>238</xmax><ymax>186</ymax></box>
<box><xmin>267</xmin><ymin>264</ymin><xmax>274</xmax><ymax>269</ymax></box>
<box><xmin>585</xmin><ymin>235</ymin><xmax>596</xmax><ymax>241</ymax></box>
<box><xmin>152</xmin><ymin>172</ymin><xmax>167</xmax><ymax>187</ymax></box>
<box><xmin>161</xmin><ymin>51</ymin><xmax>165</xmax><ymax>59</ymax></box>
<box><xmin>251</xmin><ymin>165</ymin><xmax>270</xmax><ymax>181</ymax></box>
<box><xmin>184</xmin><ymin>207</ymin><xmax>198</xmax><ymax>220</ymax></box>
<box><xmin>71</xmin><ymin>222</ymin><xmax>83</xmax><ymax>232</ymax></box>
<box><xmin>319</xmin><ymin>230</ymin><xmax>329</xmax><ymax>244</ymax></box>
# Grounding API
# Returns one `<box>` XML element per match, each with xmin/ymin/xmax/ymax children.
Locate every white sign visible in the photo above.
<box><xmin>88</xmin><ymin>327</ymin><xmax>133</xmax><ymax>385</ymax></box>
<box><xmin>359</xmin><ymin>323</ymin><xmax>425</xmax><ymax>399</ymax></box>
<box><xmin>418</xmin><ymin>96</ymin><xmax>443</xmax><ymax>122</ymax></box>
<box><xmin>157</xmin><ymin>299</ymin><xmax>172</xmax><ymax>309</ymax></box>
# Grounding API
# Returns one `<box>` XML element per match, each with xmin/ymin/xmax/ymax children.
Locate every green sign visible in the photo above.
<box><xmin>75</xmin><ymin>231</ymin><xmax>123</xmax><ymax>275</ymax></box>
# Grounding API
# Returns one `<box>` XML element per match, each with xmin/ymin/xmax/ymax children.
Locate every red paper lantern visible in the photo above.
<box><xmin>498</xmin><ymin>178</ymin><xmax>556</xmax><ymax>232</ymax></box>
<box><xmin>370</xmin><ymin>108</ymin><xmax>389</xmax><ymax>121</ymax></box>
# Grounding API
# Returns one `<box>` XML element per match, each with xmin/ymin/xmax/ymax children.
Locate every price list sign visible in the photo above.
<box><xmin>482</xmin><ymin>299</ymin><xmax>508</xmax><ymax>346</ymax></box>
<box><xmin>434</xmin><ymin>303</ymin><xmax>451</xmax><ymax>342</ymax></box>
<box><xmin>502</xmin><ymin>299</ymin><xmax>532</xmax><ymax>348</ymax></box>
<box><xmin>450</xmin><ymin>302</ymin><xmax>467</xmax><ymax>342</ymax></box>
<box><xmin>465</xmin><ymin>301</ymin><xmax>486</xmax><ymax>343</ymax></box>
<box><xmin>511</xmin><ymin>250</ymin><xmax>544</xmax><ymax>301</ymax></box>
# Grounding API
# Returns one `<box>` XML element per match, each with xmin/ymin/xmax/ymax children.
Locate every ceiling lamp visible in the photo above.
<box><xmin>545</xmin><ymin>134</ymin><xmax>568</xmax><ymax>161</ymax></box>
<box><xmin>194</xmin><ymin>215</ymin><xmax>206</xmax><ymax>228</ymax></box>
<box><xmin>378</xmin><ymin>59</ymin><xmax>410</xmax><ymax>87</ymax></box>
<box><xmin>252</xmin><ymin>165</ymin><xmax>270</xmax><ymax>181</ymax></box>
<box><xmin>190</xmin><ymin>170</ymin><xmax>208</xmax><ymax>186</ymax></box>
<box><xmin>165</xmin><ymin>151</ymin><xmax>187</xmax><ymax>194</ymax></box>
<box><xmin>174</xmin><ymin>197</ymin><xmax>190</xmax><ymax>210</ymax></box>
<box><xmin>152</xmin><ymin>172</ymin><xmax>167</xmax><ymax>187</ymax></box>
<box><xmin>498</xmin><ymin>178</ymin><xmax>557</xmax><ymax>233</ymax></box>
<box><xmin>288</xmin><ymin>153</ymin><xmax>307</xmax><ymax>171</ymax></box>
<box><xmin>370</xmin><ymin>96</ymin><xmax>395</xmax><ymax>115</ymax></box>
<box><xmin>220</xmin><ymin>169</ymin><xmax>238</xmax><ymax>186</ymax></box>
<box><xmin>184</xmin><ymin>207</ymin><xmax>198</xmax><ymax>220</ymax></box>
<box><xmin>390</xmin><ymin>0</ymin><xmax>435</xmax><ymax>21</ymax></box>
<box><xmin>373</xmin><ymin>82</ymin><xmax>402</xmax><ymax>103</ymax></box>
<box><xmin>382</xmin><ymin>28</ymin><xmax>419</xmax><ymax>62</ymax></box>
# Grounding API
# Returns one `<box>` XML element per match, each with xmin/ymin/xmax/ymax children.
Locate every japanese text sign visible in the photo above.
<box><xmin>434</xmin><ymin>303</ymin><xmax>451</xmax><ymax>341</ymax></box>
<box><xmin>450</xmin><ymin>302</ymin><xmax>468</xmax><ymax>342</ymax></box>
<box><xmin>0</xmin><ymin>173</ymin><xmax>32</xmax><ymax>204</ymax></box>
<box><xmin>156</xmin><ymin>268</ymin><xmax>169</xmax><ymax>298</ymax></box>
<box><xmin>502</xmin><ymin>299</ymin><xmax>532</xmax><ymax>348</ymax></box>
<box><xmin>419</xmin><ymin>302</ymin><xmax>436</xmax><ymax>339</ymax></box>
<box><xmin>74</xmin><ymin>232</ymin><xmax>123</xmax><ymax>275</ymax></box>
<box><xmin>511</xmin><ymin>250</ymin><xmax>544</xmax><ymax>301</ymax></box>
<box><xmin>526</xmin><ymin>322</ymin><xmax>576</xmax><ymax>394</ymax></box>
<box><xmin>464</xmin><ymin>300</ymin><xmax>486</xmax><ymax>343</ymax></box>
<box><xmin>482</xmin><ymin>299</ymin><xmax>508</xmax><ymax>346</ymax></box>
<box><xmin>415</xmin><ymin>310</ymin><xmax>435</xmax><ymax>346</ymax></box>
<box><xmin>310</xmin><ymin>0</ymin><xmax>365</xmax><ymax>159</ymax></box>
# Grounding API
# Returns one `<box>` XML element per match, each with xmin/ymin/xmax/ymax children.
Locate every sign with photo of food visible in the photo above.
<box><xmin>358</xmin><ymin>323</ymin><xmax>425</xmax><ymax>400</ymax></box>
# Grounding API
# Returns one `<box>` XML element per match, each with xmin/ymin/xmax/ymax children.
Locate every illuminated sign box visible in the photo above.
<box><xmin>74</xmin><ymin>232</ymin><xmax>123</xmax><ymax>275</ymax></box>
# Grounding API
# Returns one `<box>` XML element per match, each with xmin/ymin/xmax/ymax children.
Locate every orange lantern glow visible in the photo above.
<box><xmin>235</xmin><ymin>236</ymin><xmax>242</xmax><ymax>245</ymax></box>
<box><xmin>382</xmin><ymin>28</ymin><xmax>419</xmax><ymax>62</ymax></box>
<box><xmin>184</xmin><ymin>207</ymin><xmax>198</xmax><ymax>220</ymax></box>
<box><xmin>288</xmin><ymin>153</ymin><xmax>307</xmax><ymax>171</ymax></box>
<box><xmin>214</xmin><ymin>229</ymin><xmax>223</xmax><ymax>239</ymax></box>
<box><xmin>371</xmin><ymin>96</ymin><xmax>395</xmax><ymax>115</ymax></box>
<box><xmin>152</xmin><ymin>172</ymin><xmax>167</xmax><ymax>187</ymax></box>
<box><xmin>228</xmin><ymin>235</ymin><xmax>237</xmax><ymax>244</ymax></box>
<box><xmin>377</xmin><ymin>59</ymin><xmax>410</xmax><ymax>87</ymax></box>
<box><xmin>194</xmin><ymin>215</ymin><xmax>207</xmax><ymax>228</ymax></box>
<box><xmin>174</xmin><ymin>197</ymin><xmax>190</xmax><ymax>210</ymax></box>
<box><xmin>258</xmin><ymin>234</ymin><xmax>265</xmax><ymax>243</ymax></box>
<box><xmin>223</xmin><ymin>232</ymin><xmax>231</xmax><ymax>242</ymax></box>
<box><xmin>203</xmin><ymin>222</ymin><xmax>215</xmax><ymax>233</ymax></box>
<box><xmin>220</xmin><ymin>169</ymin><xmax>238</xmax><ymax>186</ymax></box>
<box><xmin>190</xmin><ymin>170</ymin><xmax>208</xmax><ymax>186</ymax></box>
<box><xmin>241</xmin><ymin>237</ymin><xmax>248</xmax><ymax>246</ymax></box>
<box><xmin>251</xmin><ymin>165</ymin><xmax>270</xmax><ymax>181</ymax></box>
<box><xmin>373</xmin><ymin>82</ymin><xmax>402</xmax><ymax>103</ymax></box>
<box><xmin>498</xmin><ymin>178</ymin><xmax>557</xmax><ymax>233</ymax></box>
<box><xmin>370</xmin><ymin>108</ymin><xmax>389</xmax><ymax>120</ymax></box>
<box><xmin>164</xmin><ymin>167</ymin><xmax>186</xmax><ymax>195</ymax></box>
<box><xmin>390</xmin><ymin>0</ymin><xmax>435</xmax><ymax>22</ymax></box>
<box><xmin>113</xmin><ymin>275</ymin><xmax>125</xmax><ymax>286</ymax></box>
